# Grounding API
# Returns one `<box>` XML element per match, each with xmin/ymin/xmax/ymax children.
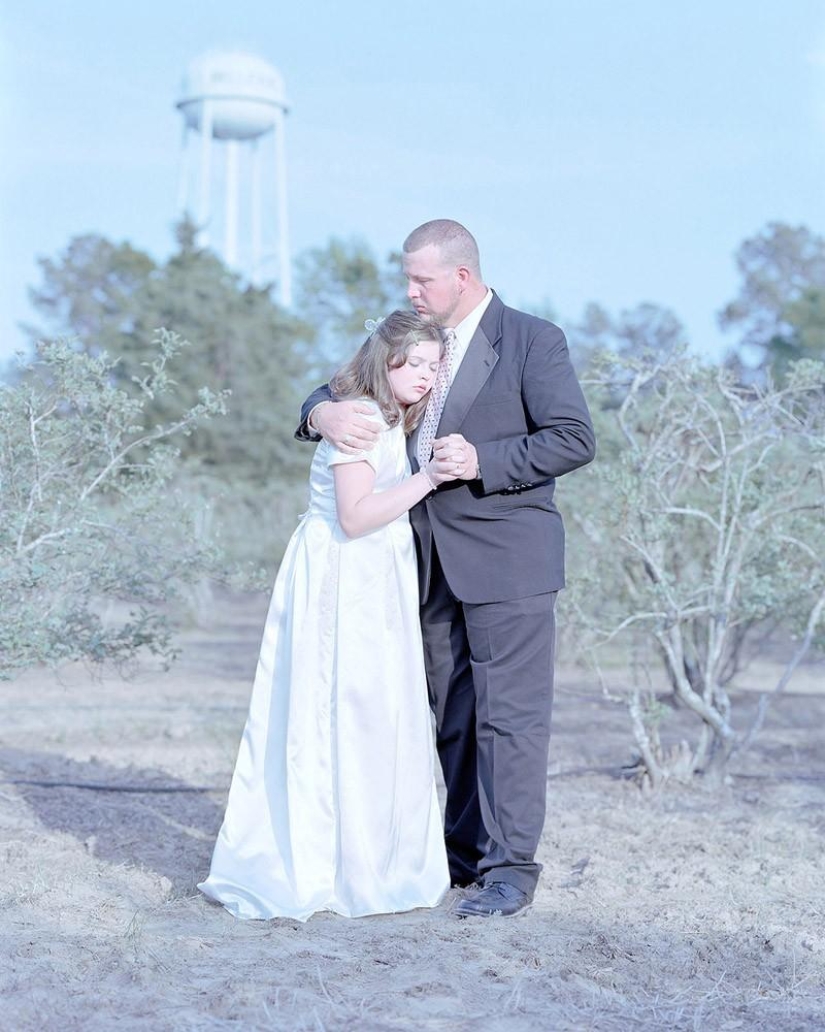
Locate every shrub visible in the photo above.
<box><xmin>0</xmin><ymin>331</ymin><xmax>227</xmax><ymax>678</ymax></box>
<box><xmin>562</xmin><ymin>350</ymin><xmax>825</xmax><ymax>784</ymax></box>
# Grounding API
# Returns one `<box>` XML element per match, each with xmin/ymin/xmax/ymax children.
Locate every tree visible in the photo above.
<box><xmin>124</xmin><ymin>223</ymin><xmax>312</xmax><ymax>482</ymax></box>
<box><xmin>562</xmin><ymin>349</ymin><xmax>825</xmax><ymax>786</ymax></box>
<box><xmin>0</xmin><ymin>332</ymin><xmax>227</xmax><ymax>678</ymax></box>
<box><xmin>25</xmin><ymin>221</ymin><xmax>312</xmax><ymax>485</ymax></box>
<box><xmin>779</xmin><ymin>287</ymin><xmax>825</xmax><ymax>376</ymax></box>
<box><xmin>568</xmin><ymin>301</ymin><xmax>684</xmax><ymax>372</ymax></box>
<box><xmin>294</xmin><ymin>237</ymin><xmax>407</xmax><ymax>377</ymax></box>
<box><xmin>720</xmin><ymin>222</ymin><xmax>825</xmax><ymax>376</ymax></box>
<box><xmin>25</xmin><ymin>234</ymin><xmax>156</xmax><ymax>356</ymax></box>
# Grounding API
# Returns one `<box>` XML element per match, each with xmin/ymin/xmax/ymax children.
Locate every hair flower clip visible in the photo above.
<box><xmin>364</xmin><ymin>317</ymin><xmax>385</xmax><ymax>334</ymax></box>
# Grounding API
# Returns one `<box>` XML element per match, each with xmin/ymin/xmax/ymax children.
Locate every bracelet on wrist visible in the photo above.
<box><xmin>421</xmin><ymin>468</ymin><xmax>438</xmax><ymax>492</ymax></box>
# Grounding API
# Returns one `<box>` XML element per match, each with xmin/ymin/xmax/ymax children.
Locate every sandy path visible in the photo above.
<box><xmin>1</xmin><ymin>591</ymin><xmax>823</xmax><ymax>1031</ymax></box>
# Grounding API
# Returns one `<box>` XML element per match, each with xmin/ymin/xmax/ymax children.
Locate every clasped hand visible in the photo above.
<box><xmin>431</xmin><ymin>434</ymin><xmax>478</xmax><ymax>482</ymax></box>
<box><xmin>313</xmin><ymin>403</ymin><xmax>478</xmax><ymax>486</ymax></box>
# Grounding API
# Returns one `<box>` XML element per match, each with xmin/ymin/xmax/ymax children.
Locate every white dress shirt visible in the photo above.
<box><xmin>445</xmin><ymin>289</ymin><xmax>494</xmax><ymax>383</ymax></box>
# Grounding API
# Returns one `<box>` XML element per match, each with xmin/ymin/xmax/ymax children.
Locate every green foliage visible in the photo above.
<box><xmin>294</xmin><ymin>237</ymin><xmax>408</xmax><ymax>377</ymax></box>
<box><xmin>781</xmin><ymin>288</ymin><xmax>825</xmax><ymax>372</ymax></box>
<box><xmin>201</xmin><ymin>474</ymin><xmax>309</xmax><ymax>578</ymax></box>
<box><xmin>563</xmin><ymin>348</ymin><xmax>825</xmax><ymax>782</ymax></box>
<box><xmin>720</xmin><ymin>221</ymin><xmax>825</xmax><ymax>378</ymax></box>
<box><xmin>25</xmin><ymin>234</ymin><xmax>156</xmax><ymax>353</ymax></box>
<box><xmin>26</xmin><ymin>221</ymin><xmax>313</xmax><ymax>487</ymax></box>
<box><xmin>568</xmin><ymin>301</ymin><xmax>685</xmax><ymax>372</ymax></box>
<box><xmin>0</xmin><ymin>332</ymin><xmax>228</xmax><ymax>678</ymax></box>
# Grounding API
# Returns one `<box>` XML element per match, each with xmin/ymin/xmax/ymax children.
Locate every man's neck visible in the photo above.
<box><xmin>453</xmin><ymin>283</ymin><xmax>489</xmax><ymax>325</ymax></box>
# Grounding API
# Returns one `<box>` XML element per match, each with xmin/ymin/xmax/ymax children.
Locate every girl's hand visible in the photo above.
<box><xmin>425</xmin><ymin>456</ymin><xmax>459</xmax><ymax>487</ymax></box>
<box><xmin>432</xmin><ymin>433</ymin><xmax>479</xmax><ymax>481</ymax></box>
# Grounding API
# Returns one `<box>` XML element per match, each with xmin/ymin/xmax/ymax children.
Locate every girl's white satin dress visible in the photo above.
<box><xmin>199</xmin><ymin>408</ymin><xmax>449</xmax><ymax>921</ymax></box>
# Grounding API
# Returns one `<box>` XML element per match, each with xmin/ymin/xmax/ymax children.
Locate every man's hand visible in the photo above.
<box><xmin>432</xmin><ymin>433</ymin><xmax>479</xmax><ymax>481</ymax></box>
<box><xmin>311</xmin><ymin>400</ymin><xmax>381</xmax><ymax>453</ymax></box>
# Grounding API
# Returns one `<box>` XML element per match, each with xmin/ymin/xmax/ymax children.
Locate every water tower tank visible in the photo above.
<box><xmin>175</xmin><ymin>50</ymin><xmax>292</xmax><ymax>305</ymax></box>
<box><xmin>176</xmin><ymin>51</ymin><xmax>287</xmax><ymax>140</ymax></box>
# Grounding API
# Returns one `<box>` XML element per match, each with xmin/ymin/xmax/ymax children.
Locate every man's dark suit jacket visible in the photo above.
<box><xmin>297</xmin><ymin>291</ymin><xmax>595</xmax><ymax>606</ymax></box>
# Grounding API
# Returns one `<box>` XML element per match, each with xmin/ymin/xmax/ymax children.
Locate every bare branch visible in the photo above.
<box><xmin>737</xmin><ymin>583</ymin><xmax>825</xmax><ymax>753</ymax></box>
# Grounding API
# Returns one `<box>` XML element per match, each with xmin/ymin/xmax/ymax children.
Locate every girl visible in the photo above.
<box><xmin>199</xmin><ymin>311</ymin><xmax>454</xmax><ymax>921</ymax></box>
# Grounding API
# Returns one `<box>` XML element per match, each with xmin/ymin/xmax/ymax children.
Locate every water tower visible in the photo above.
<box><xmin>175</xmin><ymin>51</ymin><xmax>292</xmax><ymax>305</ymax></box>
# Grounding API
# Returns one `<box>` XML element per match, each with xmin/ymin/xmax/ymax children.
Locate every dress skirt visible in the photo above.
<box><xmin>199</xmin><ymin>417</ymin><xmax>449</xmax><ymax>920</ymax></box>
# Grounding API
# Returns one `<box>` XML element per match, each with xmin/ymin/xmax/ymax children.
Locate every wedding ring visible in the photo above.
<box><xmin>343</xmin><ymin>434</ymin><xmax>352</xmax><ymax>445</ymax></box>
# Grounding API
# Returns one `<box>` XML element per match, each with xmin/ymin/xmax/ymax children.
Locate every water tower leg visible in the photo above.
<box><xmin>176</xmin><ymin>124</ymin><xmax>190</xmax><ymax>218</ymax></box>
<box><xmin>274</xmin><ymin>109</ymin><xmax>291</xmax><ymax>307</ymax></box>
<box><xmin>251</xmin><ymin>139</ymin><xmax>263</xmax><ymax>286</ymax></box>
<box><xmin>198</xmin><ymin>101</ymin><xmax>214</xmax><ymax>248</ymax></box>
<box><xmin>225</xmin><ymin>139</ymin><xmax>240</xmax><ymax>268</ymax></box>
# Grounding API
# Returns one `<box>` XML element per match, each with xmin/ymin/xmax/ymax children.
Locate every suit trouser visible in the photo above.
<box><xmin>420</xmin><ymin>547</ymin><xmax>557</xmax><ymax>896</ymax></box>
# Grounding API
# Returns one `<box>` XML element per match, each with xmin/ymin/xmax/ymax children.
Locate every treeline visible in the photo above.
<box><xmin>2</xmin><ymin>220</ymin><xmax>824</xmax><ymax>785</ymax></box>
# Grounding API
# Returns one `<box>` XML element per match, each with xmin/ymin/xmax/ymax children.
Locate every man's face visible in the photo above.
<box><xmin>403</xmin><ymin>244</ymin><xmax>462</xmax><ymax>327</ymax></box>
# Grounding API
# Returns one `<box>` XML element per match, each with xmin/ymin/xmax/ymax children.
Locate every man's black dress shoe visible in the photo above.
<box><xmin>452</xmin><ymin>881</ymin><xmax>532</xmax><ymax>918</ymax></box>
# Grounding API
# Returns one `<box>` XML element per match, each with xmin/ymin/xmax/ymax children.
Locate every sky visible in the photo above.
<box><xmin>2</xmin><ymin>1</ymin><xmax>825</xmax><ymax>364</ymax></box>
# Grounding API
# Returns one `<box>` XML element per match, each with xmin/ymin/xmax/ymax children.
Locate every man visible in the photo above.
<box><xmin>297</xmin><ymin>220</ymin><xmax>595</xmax><ymax>917</ymax></box>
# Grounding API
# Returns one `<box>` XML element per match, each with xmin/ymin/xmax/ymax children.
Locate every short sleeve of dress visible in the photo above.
<box><xmin>326</xmin><ymin>401</ymin><xmax>389</xmax><ymax>473</ymax></box>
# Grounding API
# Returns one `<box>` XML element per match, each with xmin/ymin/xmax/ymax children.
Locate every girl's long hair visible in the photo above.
<box><xmin>329</xmin><ymin>310</ymin><xmax>443</xmax><ymax>435</ymax></box>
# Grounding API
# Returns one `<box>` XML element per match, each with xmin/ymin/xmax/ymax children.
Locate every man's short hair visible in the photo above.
<box><xmin>403</xmin><ymin>219</ymin><xmax>482</xmax><ymax>277</ymax></box>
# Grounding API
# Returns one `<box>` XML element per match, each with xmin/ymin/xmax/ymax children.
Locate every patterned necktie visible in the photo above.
<box><xmin>416</xmin><ymin>329</ymin><xmax>457</xmax><ymax>469</ymax></box>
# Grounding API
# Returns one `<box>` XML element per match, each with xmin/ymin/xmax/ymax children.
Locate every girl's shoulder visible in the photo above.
<box><xmin>354</xmin><ymin>397</ymin><xmax>391</xmax><ymax>432</ymax></box>
<box><xmin>325</xmin><ymin>399</ymin><xmax>395</xmax><ymax>471</ymax></box>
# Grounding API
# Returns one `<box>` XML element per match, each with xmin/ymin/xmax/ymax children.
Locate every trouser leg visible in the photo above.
<box><xmin>420</xmin><ymin>550</ymin><xmax>486</xmax><ymax>886</ymax></box>
<box><xmin>463</xmin><ymin>591</ymin><xmax>557</xmax><ymax>896</ymax></box>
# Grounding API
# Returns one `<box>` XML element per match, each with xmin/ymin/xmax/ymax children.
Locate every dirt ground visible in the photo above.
<box><xmin>1</xmin><ymin>590</ymin><xmax>823</xmax><ymax>1031</ymax></box>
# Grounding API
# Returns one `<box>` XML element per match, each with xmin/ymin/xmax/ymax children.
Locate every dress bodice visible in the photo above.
<box><xmin>305</xmin><ymin>411</ymin><xmax>410</xmax><ymax>526</ymax></box>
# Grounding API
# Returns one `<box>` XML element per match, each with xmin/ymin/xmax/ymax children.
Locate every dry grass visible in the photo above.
<box><xmin>1</xmin><ymin>591</ymin><xmax>823</xmax><ymax>1031</ymax></box>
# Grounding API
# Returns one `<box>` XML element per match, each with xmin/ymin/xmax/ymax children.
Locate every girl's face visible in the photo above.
<box><xmin>387</xmin><ymin>338</ymin><xmax>441</xmax><ymax>406</ymax></box>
